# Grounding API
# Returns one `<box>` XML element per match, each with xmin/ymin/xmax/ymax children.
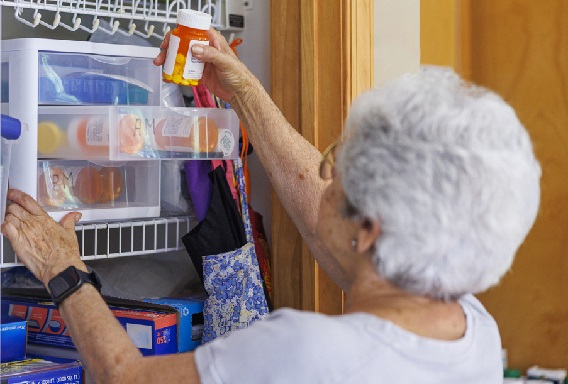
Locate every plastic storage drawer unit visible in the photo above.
<box><xmin>1</xmin><ymin>39</ymin><xmax>162</xmax><ymax>223</ymax></box>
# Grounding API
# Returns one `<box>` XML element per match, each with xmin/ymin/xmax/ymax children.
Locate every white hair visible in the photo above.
<box><xmin>337</xmin><ymin>66</ymin><xmax>541</xmax><ymax>300</ymax></box>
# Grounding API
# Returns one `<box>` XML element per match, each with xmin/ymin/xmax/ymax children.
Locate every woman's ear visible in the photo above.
<box><xmin>355</xmin><ymin>218</ymin><xmax>380</xmax><ymax>254</ymax></box>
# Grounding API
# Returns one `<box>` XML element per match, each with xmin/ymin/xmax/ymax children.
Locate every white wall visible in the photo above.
<box><xmin>374</xmin><ymin>0</ymin><xmax>420</xmax><ymax>86</ymax></box>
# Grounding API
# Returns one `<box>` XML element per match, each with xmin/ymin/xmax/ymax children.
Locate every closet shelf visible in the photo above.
<box><xmin>0</xmin><ymin>0</ymin><xmax>244</xmax><ymax>39</ymax></box>
<box><xmin>0</xmin><ymin>214</ymin><xmax>196</xmax><ymax>267</ymax></box>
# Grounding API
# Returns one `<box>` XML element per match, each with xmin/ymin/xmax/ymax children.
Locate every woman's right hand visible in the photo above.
<box><xmin>154</xmin><ymin>28</ymin><xmax>253</xmax><ymax>103</ymax></box>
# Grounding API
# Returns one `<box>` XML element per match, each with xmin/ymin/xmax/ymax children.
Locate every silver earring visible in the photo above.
<box><xmin>351</xmin><ymin>239</ymin><xmax>358</xmax><ymax>251</ymax></box>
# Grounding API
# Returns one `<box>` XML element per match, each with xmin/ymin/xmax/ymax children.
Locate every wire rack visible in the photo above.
<box><xmin>0</xmin><ymin>215</ymin><xmax>196</xmax><ymax>267</ymax></box>
<box><xmin>0</xmin><ymin>0</ymin><xmax>236</xmax><ymax>39</ymax></box>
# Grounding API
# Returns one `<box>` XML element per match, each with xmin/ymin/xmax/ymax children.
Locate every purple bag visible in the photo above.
<box><xmin>184</xmin><ymin>160</ymin><xmax>212</xmax><ymax>222</ymax></box>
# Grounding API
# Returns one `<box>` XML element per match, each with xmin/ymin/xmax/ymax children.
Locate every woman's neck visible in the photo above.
<box><xmin>344</xmin><ymin>260</ymin><xmax>467</xmax><ymax>341</ymax></box>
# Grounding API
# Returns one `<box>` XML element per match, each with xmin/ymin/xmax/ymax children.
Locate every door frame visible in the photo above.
<box><xmin>270</xmin><ymin>0</ymin><xmax>374</xmax><ymax>313</ymax></box>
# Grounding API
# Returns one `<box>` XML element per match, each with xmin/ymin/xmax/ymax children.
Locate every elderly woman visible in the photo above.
<box><xmin>2</xmin><ymin>28</ymin><xmax>540</xmax><ymax>383</ymax></box>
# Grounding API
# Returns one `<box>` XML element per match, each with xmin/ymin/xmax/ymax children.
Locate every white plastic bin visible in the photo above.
<box><xmin>1</xmin><ymin>39</ymin><xmax>162</xmax><ymax>204</ymax></box>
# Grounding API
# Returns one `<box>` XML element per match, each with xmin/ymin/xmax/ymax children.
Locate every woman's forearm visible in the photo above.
<box><xmin>59</xmin><ymin>278</ymin><xmax>200</xmax><ymax>383</ymax></box>
<box><xmin>57</xmin><ymin>277</ymin><xmax>143</xmax><ymax>382</ymax></box>
<box><xmin>229</xmin><ymin>73</ymin><xmax>349</xmax><ymax>289</ymax></box>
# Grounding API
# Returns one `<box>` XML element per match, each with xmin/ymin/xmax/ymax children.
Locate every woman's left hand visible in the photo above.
<box><xmin>1</xmin><ymin>189</ymin><xmax>84</xmax><ymax>286</ymax></box>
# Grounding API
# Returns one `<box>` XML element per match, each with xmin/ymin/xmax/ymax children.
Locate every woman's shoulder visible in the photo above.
<box><xmin>459</xmin><ymin>294</ymin><xmax>500</xmax><ymax>327</ymax></box>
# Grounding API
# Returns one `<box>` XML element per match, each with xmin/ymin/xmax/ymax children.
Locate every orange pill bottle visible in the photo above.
<box><xmin>74</xmin><ymin>166</ymin><xmax>103</xmax><ymax>205</ymax></box>
<box><xmin>98</xmin><ymin>167</ymin><xmax>124</xmax><ymax>203</ymax></box>
<box><xmin>68</xmin><ymin>116</ymin><xmax>109</xmax><ymax>156</ymax></box>
<box><xmin>68</xmin><ymin>114</ymin><xmax>146</xmax><ymax>156</ymax></box>
<box><xmin>162</xmin><ymin>9</ymin><xmax>212</xmax><ymax>86</ymax></box>
<box><xmin>153</xmin><ymin>116</ymin><xmax>219</xmax><ymax>152</ymax></box>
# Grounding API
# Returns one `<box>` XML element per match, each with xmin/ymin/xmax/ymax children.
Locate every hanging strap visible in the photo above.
<box><xmin>240</xmin><ymin>122</ymin><xmax>251</xmax><ymax>199</ymax></box>
<box><xmin>229</xmin><ymin>38</ymin><xmax>243</xmax><ymax>56</ymax></box>
<box><xmin>192</xmin><ymin>85</ymin><xmax>216</xmax><ymax>108</ymax></box>
<box><xmin>233</xmin><ymin>158</ymin><xmax>254</xmax><ymax>244</ymax></box>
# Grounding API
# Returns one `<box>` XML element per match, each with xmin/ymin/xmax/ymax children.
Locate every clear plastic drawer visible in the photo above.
<box><xmin>37</xmin><ymin>160</ymin><xmax>160</xmax><ymax>222</ymax></box>
<box><xmin>38</xmin><ymin>106</ymin><xmax>239</xmax><ymax>161</ymax></box>
<box><xmin>37</xmin><ymin>52</ymin><xmax>160</xmax><ymax>106</ymax></box>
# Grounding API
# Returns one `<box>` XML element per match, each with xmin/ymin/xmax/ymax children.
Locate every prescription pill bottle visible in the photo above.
<box><xmin>68</xmin><ymin>116</ymin><xmax>109</xmax><ymax>156</ymax></box>
<box><xmin>98</xmin><ymin>167</ymin><xmax>124</xmax><ymax>203</ymax></box>
<box><xmin>73</xmin><ymin>166</ymin><xmax>103</xmax><ymax>205</ymax></box>
<box><xmin>153</xmin><ymin>116</ymin><xmax>219</xmax><ymax>152</ymax></box>
<box><xmin>38</xmin><ymin>122</ymin><xmax>66</xmax><ymax>155</ymax></box>
<box><xmin>162</xmin><ymin>9</ymin><xmax>212</xmax><ymax>86</ymax></box>
<box><xmin>68</xmin><ymin>114</ymin><xmax>146</xmax><ymax>156</ymax></box>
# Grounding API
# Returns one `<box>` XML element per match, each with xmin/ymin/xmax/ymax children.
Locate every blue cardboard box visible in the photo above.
<box><xmin>0</xmin><ymin>358</ymin><xmax>82</xmax><ymax>384</ymax></box>
<box><xmin>144</xmin><ymin>297</ymin><xmax>204</xmax><ymax>352</ymax></box>
<box><xmin>1</xmin><ymin>295</ymin><xmax>177</xmax><ymax>356</ymax></box>
<box><xmin>1</xmin><ymin>316</ymin><xmax>27</xmax><ymax>363</ymax></box>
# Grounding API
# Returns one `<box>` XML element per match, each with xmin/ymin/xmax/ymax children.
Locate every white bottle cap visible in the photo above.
<box><xmin>177</xmin><ymin>9</ymin><xmax>212</xmax><ymax>31</ymax></box>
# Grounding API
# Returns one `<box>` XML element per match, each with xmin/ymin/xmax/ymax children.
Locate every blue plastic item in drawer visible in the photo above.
<box><xmin>39</xmin><ymin>72</ymin><xmax>151</xmax><ymax>105</ymax></box>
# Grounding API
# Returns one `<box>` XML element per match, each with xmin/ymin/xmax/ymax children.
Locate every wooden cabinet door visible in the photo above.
<box><xmin>270</xmin><ymin>0</ymin><xmax>373</xmax><ymax>313</ymax></box>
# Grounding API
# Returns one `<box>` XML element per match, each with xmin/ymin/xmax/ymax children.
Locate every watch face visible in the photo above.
<box><xmin>48</xmin><ymin>266</ymin><xmax>101</xmax><ymax>306</ymax></box>
<box><xmin>48</xmin><ymin>266</ymin><xmax>82</xmax><ymax>299</ymax></box>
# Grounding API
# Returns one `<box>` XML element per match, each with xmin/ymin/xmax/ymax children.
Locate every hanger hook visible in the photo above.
<box><xmin>73</xmin><ymin>16</ymin><xmax>82</xmax><ymax>30</ymax></box>
<box><xmin>128</xmin><ymin>22</ymin><xmax>137</xmax><ymax>35</ymax></box>
<box><xmin>145</xmin><ymin>24</ymin><xmax>155</xmax><ymax>38</ymax></box>
<box><xmin>52</xmin><ymin>13</ymin><xmax>61</xmax><ymax>28</ymax></box>
<box><xmin>33</xmin><ymin>12</ymin><xmax>42</xmax><ymax>27</ymax></box>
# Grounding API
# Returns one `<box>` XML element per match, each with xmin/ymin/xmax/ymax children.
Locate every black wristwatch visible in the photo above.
<box><xmin>48</xmin><ymin>266</ymin><xmax>102</xmax><ymax>307</ymax></box>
